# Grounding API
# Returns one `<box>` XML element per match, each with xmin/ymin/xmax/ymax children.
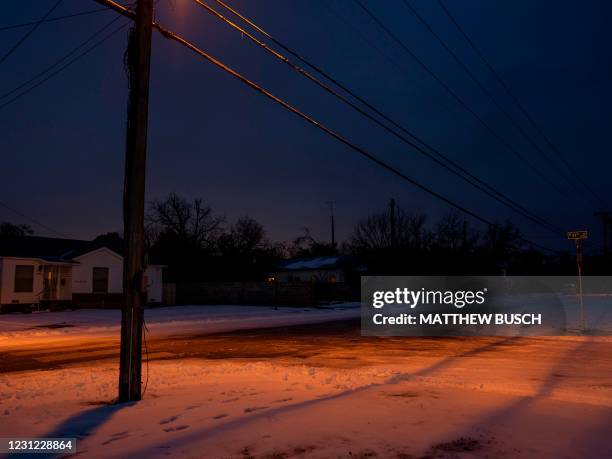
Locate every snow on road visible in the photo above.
<box><xmin>0</xmin><ymin>304</ymin><xmax>359</xmax><ymax>345</ymax></box>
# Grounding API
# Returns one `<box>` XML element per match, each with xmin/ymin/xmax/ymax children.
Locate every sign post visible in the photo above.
<box><xmin>567</xmin><ymin>230</ymin><xmax>588</xmax><ymax>332</ymax></box>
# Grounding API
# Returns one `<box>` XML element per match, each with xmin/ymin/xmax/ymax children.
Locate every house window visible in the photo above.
<box><xmin>14</xmin><ymin>265</ymin><xmax>34</xmax><ymax>292</ymax></box>
<box><xmin>92</xmin><ymin>267</ymin><xmax>109</xmax><ymax>293</ymax></box>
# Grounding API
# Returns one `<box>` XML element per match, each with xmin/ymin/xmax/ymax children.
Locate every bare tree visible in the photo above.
<box><xmin>482</xmin><ymin>220</ymin><xmax>523</xmax><ymax>255</ymax></box>
<box><xmin>147</xmin><ymin>193</ymin><xmax>223</xmax><ymax>247</ymax></box>
<box><xmin>0</xmin><ymin>222</ymin><xmax>34</xmax><ymax>237</ymax></box>
<box><xmin>93</xmin><ymin>232</ymin><xmax>123</xmax><ymax>251</ymax></box>
<box><xmin>290</xmin><ymin>227</ymin><xmax>335</xmax><ymax>257</ymax></box>
<box><xmin>349</xmin><ymin>206</ymin><xmax>430</xmax><ymax>251</ymax></box>
<box><xmin>218</xmin><ymin>216</ymin><xmax>267</xmax><ymax>256</ymax></box>
<box><xmin>434</xmin><ymin>211</ymin><xmax>479</xmax><ymax>252</ymax></box>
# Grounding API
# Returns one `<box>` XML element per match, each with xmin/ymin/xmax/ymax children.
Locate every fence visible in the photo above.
<box><xmin>71</xmin><ymin>293</ymin><xmax>124</xmax><ymax>309</ymax></box>
<box><xmin>174</xmin><ymin>281</ymin><xmax>359</xmax><ymax>307</ymax></box>
<box><xmin>162</xmin><ymin>282</ymin><xmax>176</xmax><ymax>305</ymax></box>
<box><xmin>65</xmin><ymin>283</ymin><xmax>358</xmax><ymax>309</ymax></box>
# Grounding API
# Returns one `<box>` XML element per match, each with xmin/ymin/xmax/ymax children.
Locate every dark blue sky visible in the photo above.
<box><xmin>1</xmin><ymin>0</ymin><xmax>610</xmax><ymax>252</ymax></box>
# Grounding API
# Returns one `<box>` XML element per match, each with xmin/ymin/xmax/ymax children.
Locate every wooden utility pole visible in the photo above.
<box><xmin>594</xmin><ymin>211</ymin><xmax>612</xmax><ymax>257</ymax></box>
<box><xmin>119</xmin><ymin>0</ymin><xmax>153</xmax><ymax>403</ymax></box>
<box><xmin>326</xmin><ymin>201</ymin><xmax>336</xmax><ymax>252</ymax></box>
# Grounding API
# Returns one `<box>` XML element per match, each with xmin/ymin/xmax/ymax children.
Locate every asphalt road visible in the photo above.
<box><xmin>2</xmin><ymin>318</ymin><xmax>611</xmax><ymax>397</ymax></box>
<box><xmin>1</xmin><ymin>319</ymin><xmax>363</xmax><ymax>373</ymax></box>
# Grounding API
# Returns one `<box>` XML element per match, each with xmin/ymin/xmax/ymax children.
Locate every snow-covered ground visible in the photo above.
<box><xmin>2</xmin><ymin>338</ymin><xmax>611</xmax><ymax>458</ymax></box>
<box><xmin>0</xmin><ymin>304</ymin><xmax>359</xmax><ymax>344</ymax></box>
<box><xmin>1</xmin><ymin>304</ymin><xmax>611</xmax><ymax>458</ymax></box>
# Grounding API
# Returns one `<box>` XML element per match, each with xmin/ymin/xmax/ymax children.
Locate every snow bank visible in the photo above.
<box><xmin>0</xmin><ymin>304</ymin><xmax>359</xmax><ymax>344</ymax></box>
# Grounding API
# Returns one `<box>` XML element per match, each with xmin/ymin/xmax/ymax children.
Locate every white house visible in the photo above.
<box><xmin>0</xmin><ymin>236</ymin><xmax>163</xmax><ymax>312</ymax></box>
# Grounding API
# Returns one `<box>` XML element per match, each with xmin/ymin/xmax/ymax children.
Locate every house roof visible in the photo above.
<box><xmin>276</xmin><ymin>256</ymin><xmax>347</xmax><ymax>271</ymax></box>
<box><xmin>0</xmin><ymin>236</ymin><xmax>122</xmax><ymax>262</ymax></box>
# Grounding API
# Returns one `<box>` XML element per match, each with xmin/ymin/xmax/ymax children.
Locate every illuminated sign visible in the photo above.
<box><xmin>567</xmin><ymin>230</ymin><xmax>588</xmax><ymax>240</ymax></box>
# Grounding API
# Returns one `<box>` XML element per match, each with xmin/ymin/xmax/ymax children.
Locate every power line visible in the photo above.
<box><xmin>323</xmin><ymin>2</ymin><xmax>413</xmax><ymax>82</ymax></box>
<box><xmin>0</xmin><ymin>14</ymin><xmax>125</xmax><ymax>103</ymax></box>
<box><xmin>0</xmin><ymin>5</ymin><xmax>132</xmax><ymax>240</ymax></box>
<box><xmin>0</xmin><ymin>0</ymin><xmax>64</xmax><ymax>66</ymax></box>
<box><xmin>0</xmin><ymin>1</ymin><xmax>141</xmax><ymax>110</ymax></box>
<box><xmin>0</xmin><ymin>7</ymin><xmax>109</xmax><ymax>32</ymax></box>
<box><xmin>191</xmin><ymin>0</ymin><xmax>562</xmax><ymax>235</ymax></box>
<box><xmin>0</xmin><ymin>21</ymin><xmax>129</xmax><ymax>111</ymax></box>
<box><xmin>436</xmin><ymin>0</ymin><xmax>606</xmax><ymax>207</ymax></box>
<box><xmin>400</xmin><ymin>0</ymin><xmax>594</xmax><ymax>206</ymax></box>
<box><xmin>206</xmin><ymin>0</ymin><xmax>563</xmax><ymax>236</ymax></box>
<box><xmin>0</xmin><ymin>201</ymin><xmax>70</xmax><ymax>238</ymax></box>
<box><xmin>95</xmin><ymin>0</ymin><xmax>557</xmax><ymax>253</ymax></box>
<box><xmin>349</xmin><ymin>0</ymin><xmax>578</xmax><ymax>205</ymax></box>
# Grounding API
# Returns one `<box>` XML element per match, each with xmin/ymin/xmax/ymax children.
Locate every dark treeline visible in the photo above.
<box><xmin>143</xmin><ymin>193</ymin><xmax>283</xmax><ymax>282</ymax></box>
<box><xmin>2</xmin><ymin>194</ymin><xmax>607</xmax><ymax>281</ymax></box>
<box><xmin>140</xmin><ymin>194</ymin><xmax>604</xmax><ymax>280</ymax></box>
<box><xmin>348</xmin><ymin>200</ymin><xmax>571</xmax><ymax>276</ymax></box>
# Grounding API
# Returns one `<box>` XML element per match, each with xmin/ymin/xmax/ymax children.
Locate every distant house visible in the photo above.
<box><xmin>0</xmin><ymin>236</ymin><xmax>163</xmax><ymax>312</ymax></box>
<box><xmin>272</xmin><ymin>255</ymin><xmax>363</xmax><ymax>283</ymax></box>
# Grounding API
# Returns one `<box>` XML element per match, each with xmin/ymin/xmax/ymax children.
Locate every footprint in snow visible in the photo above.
<box><xmin>244</xmin><ymin>406</ymin><xmax>268</xmax><ymax>413</ymax></box>
<box><xmin>159</xmin><ymin>415</ymin><xmax>178</xmax><ymax>425</ymax></box>
<box><xmin>101</xmin><ymin>432</ymin><xmax>129</xmax><ymax>445</ymax></box>
<box><xmin>163</xmin><ymin>425</ymin><xmax>190</xmax><ymax>433</ymax></box>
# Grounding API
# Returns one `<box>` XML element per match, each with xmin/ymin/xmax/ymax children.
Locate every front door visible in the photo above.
<box><xmin>41</xmin><ymin>266</ymin><xmax>59</xmax><ymax>301</ymax></box>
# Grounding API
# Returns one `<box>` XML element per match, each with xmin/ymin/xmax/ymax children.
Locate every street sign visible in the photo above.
<box><xmin>567</xmin><ymin>230</ymin><xmax>588</xmax><ymax>240</ymax></box>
